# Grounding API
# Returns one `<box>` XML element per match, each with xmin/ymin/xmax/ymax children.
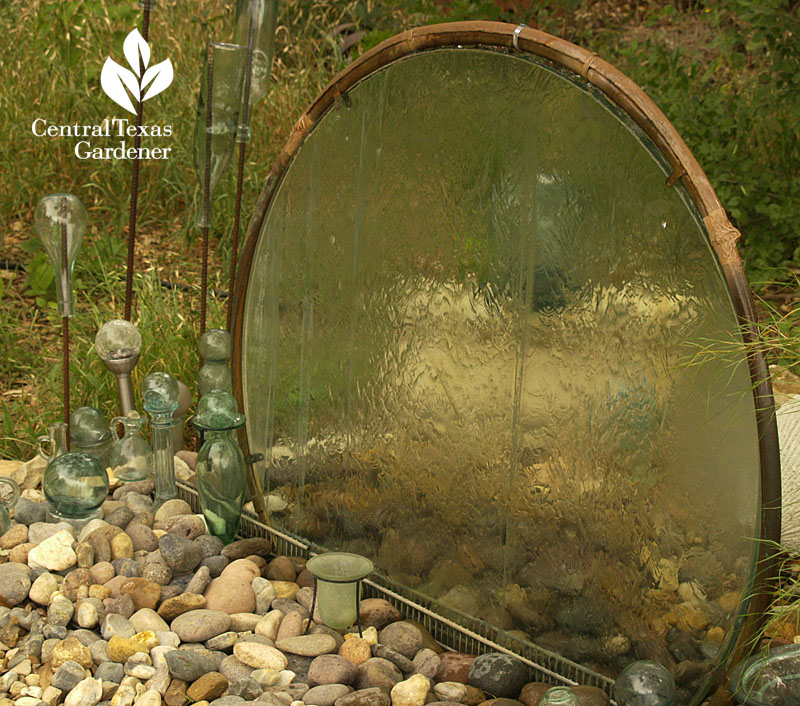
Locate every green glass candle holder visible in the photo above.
<box><xmin>305</xmin><ymin>552</ymin><xmax>374</xmax><ymax>633</ymax></box>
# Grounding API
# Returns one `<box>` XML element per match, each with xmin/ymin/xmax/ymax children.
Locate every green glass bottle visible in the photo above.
<box><xmin>192</xmin><ymin>390</ymin><xmax>247</xmax><ymax>543</ymax></box>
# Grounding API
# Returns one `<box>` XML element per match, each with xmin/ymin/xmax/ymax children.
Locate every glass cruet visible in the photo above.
<box><xmin>36</xmin><ymin>422</ymin><xmax>69</xmax><ymax>463</ymax></box>
<box><xmin>69</xmin><ymin>406</ymin><xmax>113</xmax><ymax>467</ymax></box>
<box><xmin>192</xmin><ymin>390</ymin><xmax>247</xmax><ymax>543</ymax></box>
<box><xmin>198</xmin><ymin>328</ymin><xmax>233</xmax><ymax>395</ymax></box>
<box><xmin>0</xmin><ymin>478</ymin><xmax>20</xmax><ymax>535</ymax></box>
<box><xmin>43</xmin><ymin>452</ymin><xmax>108</xmax><ymax>520</ymax></box>
<box><xmin>109</xmin><ymin>411</ymin><xmax>154</xmax><ymax>483</ymax></box>
<box><xmin>142</xmin><ymin>372</ymin><xmax>179</xmax><ymax>507</ymax></box>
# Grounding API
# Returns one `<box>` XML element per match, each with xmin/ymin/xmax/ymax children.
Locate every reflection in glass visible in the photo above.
<box><xmin>193</xmin><ymin>43</ymin><xmax>247</xmax><ymax>228</ymax></box>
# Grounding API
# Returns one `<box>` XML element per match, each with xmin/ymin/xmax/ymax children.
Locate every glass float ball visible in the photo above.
<box><xmin>198</xmin><ymin>328</ymin><xmax>232</xmax><ymax>363</ymax></box>
<box><xmin>70</xmin><ymin>406</ymin><xmax>109</xmax><ymax>445</ymax></box>
<box><xmin>193</xmin><ymin>390</ymin><xmax>244</xmax><ymax>431</ymax></box>
<box><xmin>142</xmin><ymin>372</ymin><xmax>180</xmax><ymax>414</ymax></box>
<box><xmin>615</xmin><ymin>661</ymin><xmax>677</xmax><ymax>706</ymax></box>
<box><xmin>43</xmin><ymin>452</ymin><xmax>109</xmax><ymax>519</ymax></box>
<box><xmin>95</xmin><ymin>319</ymin><xmax>142</xmax><ymax>361</ymax></box>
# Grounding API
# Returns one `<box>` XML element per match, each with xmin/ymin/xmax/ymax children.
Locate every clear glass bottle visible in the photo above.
<box><xmin>198</xmin><ymin>328</ymin><xmax>233</xmax><ymax>395</ymax></box>
<box><xmin>192</xmin><ymin>390</ymin><xmax>247</xmax><ymax>543</ymax></box>
<box><xmin>69</xmin><ymin>406</ymin><xmax>113</xmax><ymax>467</ymax></box>
<box><xmin>142</xmin><ymin>372</ymin><xmax>179</xmax><ymax>508</ymax></box>
<box><xmin>109</xmin><ymin>411</ymin><xmax>154</xmax><ymax>482</ymax></box>
<box><xmin>540</xmin><ymin>687</ymin><xmax>580</xmax><ymax>706</ymax></box>
<box><xmin>43</xmin><ymin>452</ymin><xmax>108</xmax><ymax>519</ymax></box>
<box><xmin>36</xmin><ymin>422</ymin><xmax>69</xmax><ymax>463</ymax></box>
<box><xmin>0</xmin><ymin>478</ymin><xmax>20</xmax><ymax>534</ymax></box>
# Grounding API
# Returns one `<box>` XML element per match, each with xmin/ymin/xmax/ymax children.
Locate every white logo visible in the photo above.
<box><xmin>101</xmin><ymin>29</ymin><xmax>173</xmax><ymax>115</ymax></box>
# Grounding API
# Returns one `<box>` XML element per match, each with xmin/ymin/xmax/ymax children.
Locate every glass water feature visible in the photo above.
<box><xmin>237</xmin><ymin>44</ymin><xmax>766</xmax><ymax>703</ymax></box>
<box><xmin>0</xmin><ymin>478</ymin><xmax>20</xmax><ymax>535</ymax></box>
<box><xmin>32</xmin><ymin>194</ymin><xmax>87</xmax><ymax>318</ymax></box>
<box><xmin>109</xmin><ymin>411</ymin><xmax>153</xmax><ymax>482</ymax></box>
<box><xmin>306</xmin><ymin>552</ymin><xmax>374</xmax><ymax>631</ymax></box>
<box><xmin>192</xmin><ymin>390</ymin><xmax>247</xmax><ymax>543</ymax></box>
<box><xmin>43</xmin><ymin>452</ymin><xmax>108</xmax><ymax>519</ymax></box>
<box><xmin>615</xmin><ymin>661</ymin><xmax>677</xmax><ymax>706</ymax></box>
<box><xmin>730</xmin><ymin>645</ymin><xmax>800</xmax><ymax>706</ymax></box>
<box><xmin>193</xmin><ymin>42</ymin><xmax>248</xmax><ymax>228</ymax></box>
<box><xmin>69</xmin><ymin>406</ymin><xmax>112</xmax><ymax>467</ymax></box>
<box><xmin>199</xmin><ymin>328</ymin><xmax>233</xmax><ymax>395</ymax></box>
<box><xmin>232</xmin><ymin>0</ymin><xmax>278</xmax><ymax>142</ymax></box>
<box><xmin>96</xmin><ymin>319</ymin><xmax>142</xmax><ymax>415</ymax></box>
<box><xmin>142</xmin><ymin>372</ymin><xmax>179</xmax><ymax>507</ymax></box>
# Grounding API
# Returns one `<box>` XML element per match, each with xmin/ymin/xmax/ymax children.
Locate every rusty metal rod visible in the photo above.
<box><xmin>200</xmin><ymin>46</ymin><xmax>215</xmax><ymax>336</ymax></box>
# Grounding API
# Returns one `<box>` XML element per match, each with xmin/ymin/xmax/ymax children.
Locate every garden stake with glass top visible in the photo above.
<box><xmin>194</xmin><ymin>43</ymin><xmax>247</xmax><ymax>334</ymax></box>
<box><xmin>33</xmin><ymin>194</ymin><xmax>87</xmax><ymax>445</ymax></box>
<box><xmin>227</xmin><ymin>0</ymin><xmax>279</xmax><ymax>331</ymax></box>
<box><xmin>124</xmin><ymin>0</ymin><xmax>156</xmax><ymax>321</ymax></box>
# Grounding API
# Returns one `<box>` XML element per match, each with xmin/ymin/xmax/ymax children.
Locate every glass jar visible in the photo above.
<box><xmin>70</xmin><ymin>406</ymin><xmax>112</xmax><ymax>467</ymax></box>
<box><xmin>43</xmin><ymin>452</ymin><xmax>109</xmax><ymax>519</ymax></box>
<box><xmin>540</xmin><ymin>687</ymin><xmax>580</xmax><ymax>706</ymax></box>
<box><xmin>109</xmin><ymin>411</ymin><xmax>154</xmax><ymax>482</ymax></box>
<box><xmin>0</xmin><ymin>478</ymin><xmax>20</xmax><ymax>535</ymax></box>
<box><xmin>36</xmin><ymin>422</ymin><xmax>69</xmax><ymax>463</ymax></box>
<box><xmin>192</xmin><ymin>390</ymin><xmax>247</xmax><ymax>543</ymax></box>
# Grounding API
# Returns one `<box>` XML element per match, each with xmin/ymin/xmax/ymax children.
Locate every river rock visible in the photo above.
<box><xmin>120</xmin><ymin>577</ymin><xmax>161</xmax><ymax>610</ymax></box>
<box><xmin>164</xmin><ymin>515</ymin><xmax>206</xmax><ymax>540</ymax></box>
<box><xmin>14</xmin><ymin>497</ymin><xmax>47</xmax><ymax>525</ymax></box>
<box><xmin>64</xmin><ymin>677</ymin><xmax>102</xmax><ymax>706</ymax></box>
<box><xmin>378</xmin><ymin>622</ymin><xmax>422</xmax><ymax>660</ymax></box>
<box><xmin>29</xmin><ymin>572</ymin><xmax>58</xmax><ymax>605</ymax></box>
<box><xmin>334</xmin><ymin>687</ymin><xmax>391</xmax><ymax>706</ymax></box>
<box><xmin>51</xmin><ymin>660</ymin><xmax>86</xmax><ymax>692</ymax></box>
<box><xmin>359</xmin><ymin>599</ymin><xmax>401</xmax><ymax>630</ymax></box>
<box><xmin>29</xmin><ymin>521</ymin><xmax>75</xmax><ymax>544</ymax></box>
<box><xmin>436</xmin><ymin>653</ymin><xmax>475</xmax><ymax>683</ymax></box>
<box><xmin>304</xmin><ymin>684</ymin><xmax>353</xmax><ymax>706</ymax></box>
<box><xmin>141</xmin><ymin>562</ymin><xmax>172</xmax><ymax>586</ymax></box>
<box><xmin>276</xmin><ymin>634</ymin><xmax>338</xmax><ymax>657</ymax></box>
<box><xmin>467</xmin><ymin>653</ymin><xmax>527</xmax><ymax>699</ymax></box>
<box><xmin>127</xmin><ymin>524</ymin><xmax>159</xmax><ymax>553</ymax></box>
<box><xmin>159</xmin><ymin>593</ymin><xmax>206</xmax><ymax>621</ymax></box>
<box><xmin>234</xmin><ymin>642</ymin><xmax>289</xmax><ymax>670</ymax></box>
<box><xmin>391</xmin><ymin>674</ymin><xmax>430</xmax><ymax>706</ymax></box>
<box><xmin>187</xmin><ymin>671</ymin><xmax>229</xmax><ymax>701</ymax></box>
<box><xmin>276</xmin><ymin>611</ymin><xmax>303</xmax><ymax>640</ymax></box>
<box><xmin>0</xmin><ymin>523</ymin><xmax>28</xmax><ymax>549</ymax></box>
<box><xmin>102</xmin><ymin>614</ymin><xmax>135</xmax><ymax>640</ymax></box>
<box><xmin>28</xmin><ymin>531</ymin><xmax>77</xmax><ymax>571</ymax></box>
<box><xmin>154</xmin><ymin>499</ymin><xmax>192</xmax><ymax>525</ymax></box>
<box><xmin>51</xmin><ymin>637</ymin><xmax>93</xmax><ymax>668</ymax></box>
<box><xmin>308</xmin><ymin>654</ymin><xmax>358</xmax><ymax>686</ymax></box>
<box><xmin>171</xmin><ymin>609</ymin><xmax>231</xmax><ymax>642</ymax></box>
<box><xmin>266</xmin><ymin>556</ymin><xmax>297</xmax><ymax>582</ymax></box>
<box><xmin>355</xmin><ymin>658</ymin><xmax>403</xmax><ymax>691</ymax></box>
<box><xmin>340</xmin><ymin>638</ymin><xmax>372</xmax><ymax>666</ymax></box>
<box><xmin>412</xmin><ymin>648</ymin><xmax>440</xmax><ymax>679</ymax></box>
<box><xmin>204</xmin><ymin>575</ymin><xmax>256</xmax><ymax>614</ymax></box>
<box><xmin>159</xmin><ymin>534</ymin><xmax>203</xmax><ymax>574</ymax></box>
<box><xmin>371</xmin><ymin>644</ymin><xmax>412</xmax><ymax>673</ymax></box>
<box><xmin>220</xmin><ymin>655</ymin><xmax>255</xmax><ymax>683</ymax></box>
<box><xmin>130</xmin><ymin>608</ymin><xmax>170</xmax><ymax>634</ymax></box>
<box><xmin>0</xmin><ymin>562</ymin><xmax>31</xmax><ymax>606</ymax></box>
<box><xmin>165</xmin><ymin>648</ymin><xmax>218</xmax><ymax>681</ymax></box>
<box><xmin>221</xmin><ymin>537</ymin><xmax>272</xmax><ymax>561</ymax></box>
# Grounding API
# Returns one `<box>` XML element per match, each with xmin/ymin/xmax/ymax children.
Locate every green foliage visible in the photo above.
<box><xmin>596</xmin><ymin>1</ymin><xmax>800</xmax><ymax>279</ymax></box>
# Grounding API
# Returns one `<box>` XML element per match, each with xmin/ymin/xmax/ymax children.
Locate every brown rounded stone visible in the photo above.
<box><xmin>62</xmin><ymin>569</ymin><xmax>92</xmax><ymax>602</ymax></box>
<box><xmin>120</xmin><ymin>577</ymin><xmax>162</xmax><ymax>611</ymax></box>
<box><xmin>436</xmin><ymin>653</ymin><xmax>476</xmax><ymax>683</ymax></box>
<box><xmin>0</xmin><ymin>524</ymin><xmax>27</xmax><ymax>550</ymax></box>
<box><xmin>9</xmin><ymin>543</ymin><xmax>33</xmax><ymax>564</ymax></box>
<box><xmin>110</xmin><ymin>532</ymin><xmax>134</xmax><ymax>560</ymax></box>
<box><xmin>164</xmin><ymin>678</ymin><xmax>189</xmax><ymax>706</ymax></box>
<box><xmin>339</xmin><ymin>637</ymin><xmax>372</xmax><ymax>666</ymax></box>
<box><xmin>266</xmin><ymin>555</ymin><xmax>296</xmax><ymax>582</ymax></box>
<box><xmin>186</xmin><ymin>672</ymin><xmax>228</xmax><ymax>701</ymax></box>
<box><xmin>158</xmin><ymin>593</ymin><xmax>206</xmax><ymax>621</ymax></box>
<box><xmin>359</xmin><ymin>598</ymin><xmax>401</xmax><ymax>630</ymax></box>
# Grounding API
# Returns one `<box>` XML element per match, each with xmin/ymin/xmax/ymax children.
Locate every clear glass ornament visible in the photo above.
<box><xmin>96</xmin><ymin>319</ymin><xmax>142</xmax><ymax>415</ymax></box>
<box><xmin>33</xmin><ymin>194</ymin><xmax>87</xmax><ymax>317</ymax></box>
<box><xmin>193</xmin><ymin>390</ymin><xmax>247</xmax><ymax>543</ymax></box>
<box><xmin>233</xmin><ymin>0</ymin><xmax>278</xmax><ymax>142</ymax></box>
<box><xmin>142</xmin><ymin>372</ymin><xmax>179</xmax><ymax>507</ymax></box>
<box><xmin>615</xmin><ymin>660</ymin><xmax>677</xmax><ymax>706</ymax></box>
<box><xmin>36</xmin><ymin>422</ymin><xmax>69</xmax><ymax>464</ymax></box>
<box><xmin>193</xmin><ymin>42</ymin><xmax>248</xmax><ymax>227</ymax></box>
<box><xmin>43</xmin><ymin>452</ymin><xmax>108</xmax><ymax>519</ymax></box>
<box><xmin>199</xmin><ymin>328</ymin><xmax>233</xmax><ymax>395</ymax></box>
<box><xmin>109</xmin><ymin>411</ymin><xmax>154</xmax><ymax>482</ymax></box>
<box><xmin>730</xmin><ymin>644</ymin><xmax>800</xmax><ymax>706</ymax></box>
<box><xmin>540</xmin><ymin>687</ymin><xmax>580</xmax><ymax>706</ymax></box>
<box><xmin>69</xmin><ymin>406</ymin><xmax>112</xmax><ymax>467</ymax></box>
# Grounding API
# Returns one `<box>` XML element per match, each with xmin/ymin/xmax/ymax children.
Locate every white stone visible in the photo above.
<box><xmin>346</xmin><ymin>626</ymin><xmax>377</xmax><ymax>645</ymax></box>
<box><xmin>147</xmin><ymin>646</ymin><xmax>175</xmax><ymax>696</ymax></box>
<box><xmin>29</xmin><ymin>572</ymin><xmax>59</xmax><ymax>605</ymax></box>
<box><xmin>255</xmin><ymin>610</ymin><xmax>283</xmax><ymax>640</ymax></box>
<box><xmin>390</xmin><ymin>674</ymin><xmax>430</xmax><ymax>706</ymax></box>
<box><xmin>251</xmin><ymin>669</ymin><xmax>282</xmax><ymax>687</ymax></box>
<box><xmin>78</xmin><ymin>519</ymin><xmax>110</xmax><ymax>544</ymax></box>
<box><xmin>77</xmin><ymin>600</ymin><xmax>100</xmax><ymax>628</ymax></box>
<box><xmin>276</xmin><ymin>670</ymin><xmax>296</xmax><ymax>686</ymax></box>
<box><xmin>28</xmin><ymin>531</ymin><xmax>77</xmax><ymax>571</ymax></box>
<box><xmin>112</xmin><ymin>684</ymin><xmax>136</xmax><ymax>706</ymax></box>
<box><xmin>233</xmin><ymin>641</ymin><xmax>289</xmax><ymax>670</ymax></box>
<box><xmin>136</xmin><ymin>690</ymin><xmax>162</xmax><ymax>706</ymax></box>
<box><xmin>65</xmin><ymin>677</ymin><xmax>102</xmax><ymax>706</ymax></box>
<box><xmin>42</xmin><ymin>685</ymin><xmax>62</xmax><ymax>706</ymax></box>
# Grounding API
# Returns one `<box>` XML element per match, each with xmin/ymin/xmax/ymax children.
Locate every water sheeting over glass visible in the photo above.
<box><xmin>240</xmin><ymin>48</ymin><xmax>760</xmax><ymax>701</ymax></box>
